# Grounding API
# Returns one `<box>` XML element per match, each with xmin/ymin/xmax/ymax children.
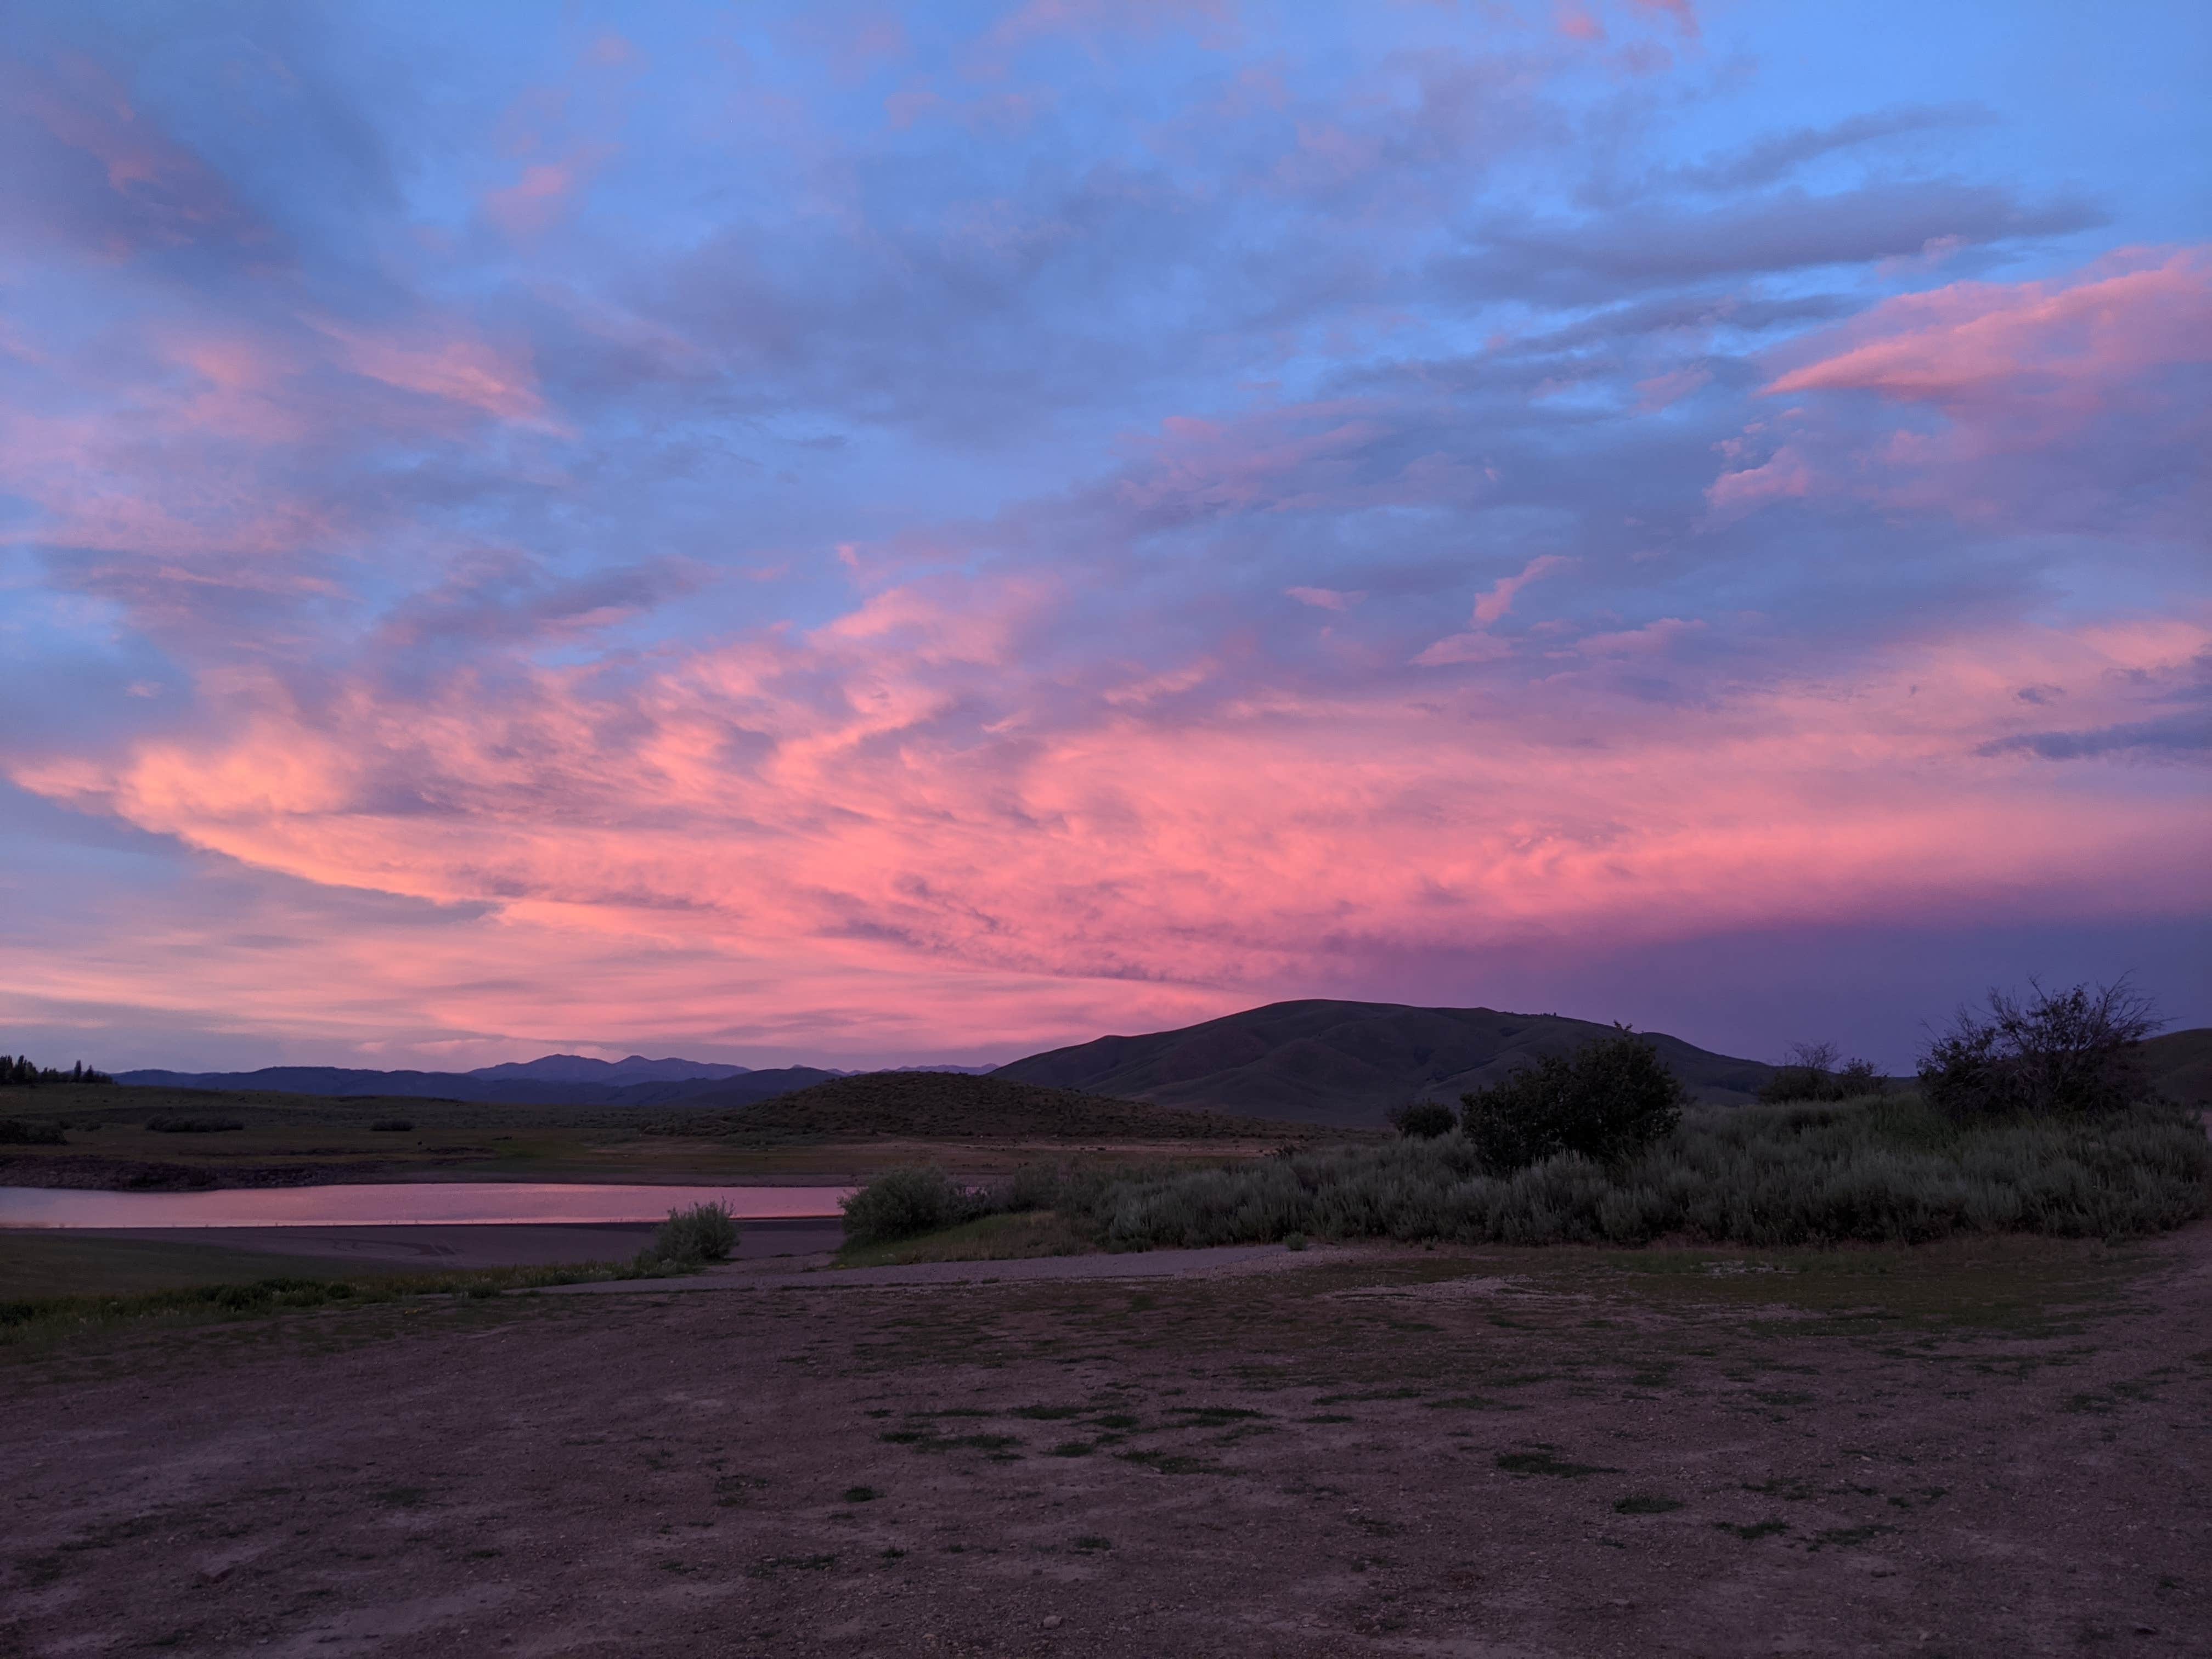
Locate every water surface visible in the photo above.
<box><xmin>0</xmin><ymin>1183</ymin><xmax>852</xmax><ymax>1229</ymax></box>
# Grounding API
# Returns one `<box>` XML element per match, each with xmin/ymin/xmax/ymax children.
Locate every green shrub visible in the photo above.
<box><xmin>1920</xmin><ymin>979</ymin><xmax>2162</xmax><ymax>1122</ymax></box>
<box><xmin>370</xmin><ymin>1118</ymin><xmax>415</xmax><ymax>1132</ymax></box>
<box><xmin>1389</xmin><ymin>1100</ymin><xmax>1457</xmax><ymax>1139</ymax></box>
<box><xmin>144</xmin><ymin>1115</ymin><xmax>243</xmax><ymax>1133</ymax></box>
<box><xmin>639</xmin><ymin>1201</ymin><xmax>739</xmax><ymax>1267</ymax></box>
<box><xmin>1460</xmin><ymin>1031</ymin><xmax>1686</xmax><ymax>1171</ymax></box>
<box><xmin>0</xmin><ymin>1119</ymin><xmax>67</xmax><ymax>1146</ymax></box>
<box><xmin>839</xmin><ymin>1167</ymin><xmax>982</xmax><ymax>1246</ymax></box>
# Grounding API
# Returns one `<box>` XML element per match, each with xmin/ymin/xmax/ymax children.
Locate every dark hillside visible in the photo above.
<box><xmin>650</xmin><ymin>1071</ymin><xmax>1322</xmax><ymax>1142</ymax></box>
<box><xmin>995</xmin><ymin>1000</ymin><xmax>1777</xmax><ymax>1125</ymax></box>
<box><xmin>2141</xmin><ymin>1028</ymin><xmax>2212</xmax><ymax>1106</ymax></box>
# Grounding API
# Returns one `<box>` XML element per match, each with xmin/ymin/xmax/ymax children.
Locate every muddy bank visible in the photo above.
<box><xmin>0</xmin><ymin>1154</ymin><xmax>407</xmax><ymax>1192</ymax></box>
<box><xmin>54</xmin><ymin>1216</ymin><xmax>845</xmax><ymax>1270</ymax></box>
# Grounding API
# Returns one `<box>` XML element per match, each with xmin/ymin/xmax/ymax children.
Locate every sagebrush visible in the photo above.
<box><xmin>638</xmin><ymin>1201</ymin><xmax>739</xmax><ymax>1267</ymax></box>
<box><xmin>839</xmin><ymin>1094</ymin><xmax>2210</xmax><ymax>1252</ymax></box>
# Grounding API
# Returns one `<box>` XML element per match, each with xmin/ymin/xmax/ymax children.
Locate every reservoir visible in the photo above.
<box><xmin>0</xmin><ymin>1182</ymin><xmax>854</xmax><ymax>1229</ymax></box>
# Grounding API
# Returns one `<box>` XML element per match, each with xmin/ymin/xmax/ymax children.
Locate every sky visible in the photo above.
<box><xmin>1</xmin><ymin>0</ymin><xmax>2206</xmax><ymax>1075</ymax></box>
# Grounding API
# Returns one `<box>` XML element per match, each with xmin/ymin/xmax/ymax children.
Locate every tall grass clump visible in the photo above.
<box><xmin>636</xmin><ymin>1201</ymin><xmax>738</xmax><ymax>1269</ymax></box>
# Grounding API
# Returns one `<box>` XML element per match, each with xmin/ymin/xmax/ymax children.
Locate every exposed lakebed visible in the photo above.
<box><xmin>0</xmin><ymin>1182</ymin><xmax>853</xmax><ymax>1228</ymax></box>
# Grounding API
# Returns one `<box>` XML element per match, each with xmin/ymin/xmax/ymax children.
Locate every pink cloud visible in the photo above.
<box><xmin>1556</xmin><ymin>8</ymin><xmax>1606</xmax><ymax>44</ymax></box>
<box><xmin>1705</xmin><ymin>444</ymin><xmax>1811</xmax><ymax>514</ymax></box>
<box><xmin>1635</xmin><ymin>364</ymin><xmax>1710</xmax><ymax>412</ymax></box>
<box><xmin>1471</xmin><ymin>554</ymin><xmax>1574</xmax><ymax>627</ymax></box>
<box><xmin>311</xmin><ymin>319</ymin><xmax>546</xmax><ymax>422</ymax></box>
<box><xmin>6</xmin><ymin>347</ymin><xmax>2205</xmax><ymax>1082</ymax></box>
<box><xmin>1709</xmin><ymin>247</ymin><xmax>2212</xmax><ymax>524</ymax></box>
<box><xmin>1415</xmin><ymin>555</ymin><xmax>1575</xmax><ymax>666</ymax></box>
<box><xmin>22</xmin><ymin>54</ymin><xmax>265</xmax><ymax>256</ymax></box>
<box><xmin>486</xmin><ymin>160</ymin><xmax>584</xmax><ymax>236</ymax></box>
<box><xmin>1766</xmin><ymin>246</ymin><xmax>2212</xmax><ymax>414</ymax></box>
<box><xmin>16</xmin><ymin>602</ymin><xmax>2204</xmax><ymax>1053</ymax></box>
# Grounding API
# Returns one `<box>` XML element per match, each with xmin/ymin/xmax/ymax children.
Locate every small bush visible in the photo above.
<box><xmin>1760</xmin><ymin>1042</ymin><xmax>1887</xmax><ymax>1104</ymax></box>
<box><xmin>1460</xmin><ymin>1031</ymin><xmax>1686</xmax><ymax>1171</ymax></box>
<box><xmin>1389</xmin><ymin>1100</ymin><xmax>1458</xmax><ymax>1139</ymax></box>
<box><xmin>0</xmin><ymin>1119</ymin><xmax>67</xmax><ymax>1146</ymax></box>
<box><xmin>839</xmin><ymin>1167</ymin><xmax>983</xmax><ymax>1246</ymax></box>
<box><xmin>370</xmin><ymin>1118</ymin><xmax>415</xmax><ymax>1133</ymax></box>
<box><xmin>144</xmin><ymin>1115</ymin><xmax>243</xmax><ymax>1133</ymax></box>
<box><xmin>1920</xmin><ymin>978</ymin><xmax>2162</xmax><ymax>1123</ymax></box>
<box><xmin>639</xmin><ymin>1201</ymin><xmax>739</xmax><ymax>1267</ymax></box>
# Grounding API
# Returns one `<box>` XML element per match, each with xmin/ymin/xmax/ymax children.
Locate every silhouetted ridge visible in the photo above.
<box><xmin>994</xmin><ymin>999</ymin><xmax>1780</xmax><ymax>1125</ymax></box>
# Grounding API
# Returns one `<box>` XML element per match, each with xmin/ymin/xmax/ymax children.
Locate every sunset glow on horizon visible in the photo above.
<box><xmin>2</xmin><ymin>1</ymin><xmax>2205</xmax><ymax>1073</ymax></box>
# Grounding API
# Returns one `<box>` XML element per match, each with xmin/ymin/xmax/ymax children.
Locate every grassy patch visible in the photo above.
<box><xmin>0</xmin><ymin>1232</ymin><xmax>387</xmax><ymax>1301</ymax></box>
<box><xmin>0</xmin><ymin>1258</ymin><xmax>657</xmax><ymax>1349</ymax></box>
<box><xmin>1613</xmin><ymin>1494</ymin><xmax>1683</xmax><ymax>1514</ymax></box>
<box><xmin>834</xmin><ymin>1210</ymin><xmax>1092</xmax><ymax>1269</ymax></box>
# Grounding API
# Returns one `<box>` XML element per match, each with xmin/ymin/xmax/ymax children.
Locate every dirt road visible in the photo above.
<box><xmin>5</xmin><ymin>1226</ymin><xmax>2208</xmax><ymax>1657</ymax></box>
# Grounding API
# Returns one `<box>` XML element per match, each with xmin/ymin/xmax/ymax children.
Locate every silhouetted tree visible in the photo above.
<box><xmin>1460</xmin><ymin>1029</ymin><xmax>1686</xmax><ymax>1171</ymax></box>
<box><xmin>1919</xmin><ymin>978</ymin><xmax>2162</xmax><ymax>1121</ymax></box>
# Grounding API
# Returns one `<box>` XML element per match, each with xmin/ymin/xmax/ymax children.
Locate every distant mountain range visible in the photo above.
<box><xmin>113</xmin><ymin>1056</ymin><xmax>996</xmax><ymax>1108</ymax></box>
<box><xmin>470</xmin><ymin>1054</ymin><xmax>755</xmax><ymax>1085</ymax></box>
<box><xmin>111</xmin><ymin>1005</ymin><xmax>2212</xmax><ymax>1124</ymax></box>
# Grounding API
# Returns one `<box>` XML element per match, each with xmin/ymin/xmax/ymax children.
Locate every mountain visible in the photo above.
<box><xmin>112</xmin><ymin>1063</ymin><xmax>843</xmax><ymax>1108</ymax></box>
<box><xmin>469</xmin><ymin>1054</ymin><xmax>754</xmax><ymax>1085</ymax></box>
<box><xmin>993</xmin><ymin>1000</ymin><xmax>1779</xmax><ymax>1125</ymax></box>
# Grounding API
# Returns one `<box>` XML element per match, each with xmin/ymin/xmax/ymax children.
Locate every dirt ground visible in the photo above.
<box><xmin>5</xmin><ymin>1225</ymin><xmax>2209</xmax><ymax>1659</ymax></box>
